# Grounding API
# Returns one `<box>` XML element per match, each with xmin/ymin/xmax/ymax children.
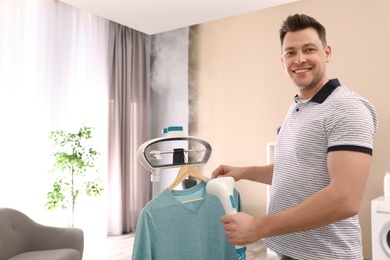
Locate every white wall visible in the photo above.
<box><xmin>192</xmin><ymin>0</ymin><xmax>390</xmax><ymax>258</ymax></box>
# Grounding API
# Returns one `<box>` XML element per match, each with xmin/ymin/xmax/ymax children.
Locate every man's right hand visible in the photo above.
<box><xmin>211</xmin><ymin>165</ymin><xmax>242</xmax><ymax>181</ymax></box>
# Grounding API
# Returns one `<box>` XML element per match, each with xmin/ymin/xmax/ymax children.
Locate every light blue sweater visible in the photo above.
<box><xmin>132</xmin><ymin>181</ymin><xmax>242</xmax><ymax>259</ymax></box>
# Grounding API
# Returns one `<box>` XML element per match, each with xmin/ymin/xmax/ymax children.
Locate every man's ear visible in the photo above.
<box><xmin>325</xmin><ymin>45</ymin><xmax>332</xmax><ymax>63</ymax></box>
<box><xmin>281</xmin><ymin>56</ymin><xmax>286</xmax><ymax>70</ymax></box>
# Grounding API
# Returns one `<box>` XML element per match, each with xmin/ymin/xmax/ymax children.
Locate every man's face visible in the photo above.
<box><xmin>281</xmin><ymin>27</ymin><xmax>331</xmax><ymax>98</ymax></box>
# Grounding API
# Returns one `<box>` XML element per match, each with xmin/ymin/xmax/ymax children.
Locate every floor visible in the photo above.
<box><xmin>82</xmin><ymin>233</ymin><xmax>277</xmax><ymax>260</ymax></box>
<box><xmin>104</xmin><ymin>234</ymin><xmax>135</xmax><ymax>260</ymax></box>
<box><xmin>83</xmin><ymin>233</ymin><xmax>135</xmax><ymax>260</ymax></box>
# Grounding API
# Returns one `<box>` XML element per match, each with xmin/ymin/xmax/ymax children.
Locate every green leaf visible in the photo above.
<box><xmin>45</xmin><ymin>124</ymin><xmax>103</xmax><ymax>215</ymax></box>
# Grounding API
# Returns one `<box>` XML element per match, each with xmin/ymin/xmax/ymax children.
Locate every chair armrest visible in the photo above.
<box><xmin>29</xmin><ymin>224</ymin><xmax>84</xmax><ymax>257</ymax></box>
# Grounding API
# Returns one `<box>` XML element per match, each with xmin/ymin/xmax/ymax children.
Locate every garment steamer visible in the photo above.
<box><xmin>207</xmin><ymin>177</ymin><xmax>247</xmax><ymax>260</ymax></box>
<box><xmin>138</xmin><ymin>126</ymin><xmax>212</xmax><ymax>198</ymax></box>
<box><xmin>138</xmin><ymin>127</ymin><xmax>246</xmax><ymax>259</ymax></box>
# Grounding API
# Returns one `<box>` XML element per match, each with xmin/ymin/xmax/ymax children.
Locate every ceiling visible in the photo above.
<box><xmin>58</xmin><ymin>0</ymin><xmax>297</xmax><ymax>35</ymax></box>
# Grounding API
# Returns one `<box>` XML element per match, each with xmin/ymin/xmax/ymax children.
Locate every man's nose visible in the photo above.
<box><xmin>294</xmin><ymin>52</ymin><xmax>307</xmax><ymax>64</ymax></box>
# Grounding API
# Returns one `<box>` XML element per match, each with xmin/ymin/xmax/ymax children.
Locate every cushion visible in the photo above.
<box><xmin>7</xmin><ymin>249</ymin><xmax>81</xmax><ymax>260</ymax></box>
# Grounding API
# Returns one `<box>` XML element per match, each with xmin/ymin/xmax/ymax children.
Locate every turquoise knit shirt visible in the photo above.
<box><xmin>132</xmin><ymin>181</ymin><xmax>242</xmax><ymax>259</ymax></box>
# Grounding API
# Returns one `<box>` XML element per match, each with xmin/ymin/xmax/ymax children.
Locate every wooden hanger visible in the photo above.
<box><xmin>168</xmin><ymin>164</ymin><xmax>207</xmax><ymax>191</ymax></box>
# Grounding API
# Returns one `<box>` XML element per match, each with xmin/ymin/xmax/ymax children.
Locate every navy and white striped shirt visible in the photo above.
<box><xmin>265</xmin><ymin>79</ymin><xmax>378</xmax><ymax>260</ymax></box>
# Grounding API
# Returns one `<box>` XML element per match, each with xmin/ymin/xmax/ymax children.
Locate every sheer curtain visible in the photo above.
<box><xmin>107</xmin><ymin>22</ymin><xmax>151</xmax><ymax>235</ymax></box>
<box><xmin>0</xmin><ymin>0</ymin><xmax>109</xmax><ymax>232</ymax></box>
<box><xmin>0</xmin><ymin>0</ymin><xmax>152</xmax><ymax>238</ymax></box>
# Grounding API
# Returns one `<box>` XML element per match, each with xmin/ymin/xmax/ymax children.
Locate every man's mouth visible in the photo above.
<box><xmin>293</xmin><ymin>68</ymin><xmax>311</xmax><ymax>74</ymax></box>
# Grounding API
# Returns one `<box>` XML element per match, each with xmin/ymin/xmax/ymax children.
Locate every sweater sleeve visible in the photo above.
<box><xmin>131</xmin><ymin>209</ymin><xmax>153</xmax><ymax>260</ymax></box>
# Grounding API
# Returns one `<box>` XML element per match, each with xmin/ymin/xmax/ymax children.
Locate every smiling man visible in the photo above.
<box><xmin>212</xmin><ymin>14</ymin><xmax>378</xmax><ymax>259</ymax></box>
<box><xmin>281</xmin><ymin>26</ymin><xmax>331</xmax><ymax>100</ymax></box>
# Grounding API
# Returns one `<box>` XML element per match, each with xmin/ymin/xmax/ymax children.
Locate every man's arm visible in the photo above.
<box><xmin>222</xmin><ymin>150</ymin><xmax>371</xmax><ymax>245</ymax></box>
<box><xmin>241</xmin><ymin>164</ymin><xmax>274</xmax><ymax>185</ymax></box>
<box><xmin>211</xmin><ymin>164</ymin><xmax>274</xmax><ymax>185</ymax></box>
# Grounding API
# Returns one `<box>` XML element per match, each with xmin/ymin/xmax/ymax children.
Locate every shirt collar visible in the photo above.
<box><xmin>293</xmin><ymin>78</ymin><xmax>341</xmax><ymax>104</ymax></box>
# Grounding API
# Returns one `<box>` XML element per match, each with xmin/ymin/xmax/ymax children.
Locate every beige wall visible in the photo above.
<box><xmin>190</xmin><ymin>0</ymin><xmax>390</xmax><ymax>258</ymax></box>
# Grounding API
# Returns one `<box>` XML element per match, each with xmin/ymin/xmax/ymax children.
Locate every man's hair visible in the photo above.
<box><xmin>279</xmin><ymin>14</ymin><xmax>327</xmax><ymax>47</ymax></box>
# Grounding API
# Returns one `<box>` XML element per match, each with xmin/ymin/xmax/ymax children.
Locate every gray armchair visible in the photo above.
<box><xmin>0</xmin><ymin>208</ymin><xmax>83</xmax><ymax>260</ymax></box>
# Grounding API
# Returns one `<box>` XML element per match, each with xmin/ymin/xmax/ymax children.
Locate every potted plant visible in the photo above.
<box><xmin>45</xmin><ymin>124</ymin><xmax>104</xmax><ymax>227</ymax></box>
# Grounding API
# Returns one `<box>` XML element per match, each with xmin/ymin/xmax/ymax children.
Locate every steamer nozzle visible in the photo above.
<box><xmin>206</xmin><ymin>177</ymin><xmax>237</xmax><ymax>215</ymax></box>
<box><xmin>206</xmin><ymin>177</ymin><xmax>247</xmax><ymax>256</ymax></box>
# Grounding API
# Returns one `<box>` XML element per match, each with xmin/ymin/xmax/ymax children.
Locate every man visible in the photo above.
<box><xmin>211</xmin><ymin>14</ymin><xmax>378</xmax><ymax>259</ymax></box>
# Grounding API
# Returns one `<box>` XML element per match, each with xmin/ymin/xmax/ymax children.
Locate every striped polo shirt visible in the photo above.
<box><xmin>265</xmin><ymin>79</ymin><xmax>378</xmax><ymax>260</ymax></box>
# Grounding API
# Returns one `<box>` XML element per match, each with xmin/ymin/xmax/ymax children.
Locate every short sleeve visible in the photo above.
<box><xmin>326</xmin><ymin>97</ymin><xmax>377</xmax><ymax>154</ymax></box>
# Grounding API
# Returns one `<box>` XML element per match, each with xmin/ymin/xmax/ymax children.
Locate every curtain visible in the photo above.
<box><xmin>107</xmin><ymin>22</ymin><xmax>151</xmax><ymax>235</ymax></box>
<box><xmin>0</xmin><ymin>0</ymin><xmax>153</xmax><ymax>237</ymax></box>
<box><xmin>0</xmin><ymin>0</ymin><xmax>109</xmax><ymax>230</ymax></box>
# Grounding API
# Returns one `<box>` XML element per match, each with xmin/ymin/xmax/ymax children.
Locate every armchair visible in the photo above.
<box><xmin>0</xmin><ymin>208</ymin><xmax>83</xmax><ymax>260</ymax></box>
